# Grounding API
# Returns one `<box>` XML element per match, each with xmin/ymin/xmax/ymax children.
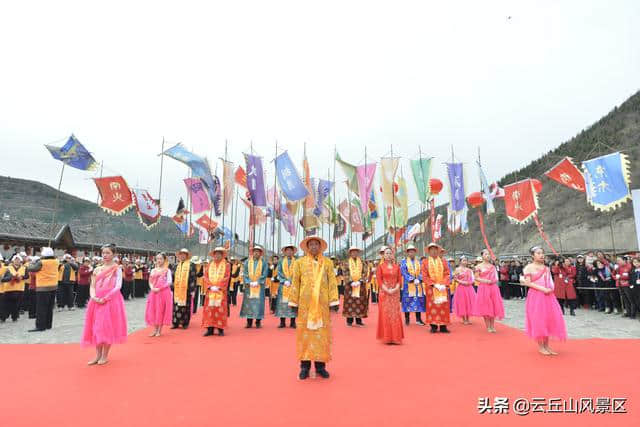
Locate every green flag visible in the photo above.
<box><xmin>335</xmin><ymin>151</ymin><xmax>359</xmax><ymax>193</ymax></box>
<box><xmin>410</xmin><ymin>157</ymin><xmax>433</xmax><ymax>204</ymax></box>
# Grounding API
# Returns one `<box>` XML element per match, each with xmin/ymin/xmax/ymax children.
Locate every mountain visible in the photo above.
<box><xmin>369</xmin><ymin>90</ymin><xmax>640</xmax><ymax>256</ymax></box>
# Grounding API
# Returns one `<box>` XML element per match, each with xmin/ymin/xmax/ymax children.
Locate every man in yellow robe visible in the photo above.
<box><xmin>288</xmin><ymin>236</ymin><xmax>339</xmax><ymax>380</ymax></box>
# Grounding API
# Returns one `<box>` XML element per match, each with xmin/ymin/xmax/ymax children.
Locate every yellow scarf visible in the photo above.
<box><xmin>348</xmin><ymin>257</ymin><xmax>362</xmax><ymax>297</ymax></box>
<box><xmin>427</xmin><ymin>257</ymin><xmax>447</xmax><ymax>304</ymax></box>
<box><xmin>307</xmin><ymin>256</ymin><xmax>326</xmax><ymax>330</ymax></box>
<box><xmin>5</xmin><ymin>265</ymin><xmax>25</xmax><ymax>292</ymax></box>
<box><xmin>282</xmin><ymin>257</ymin><xmax>294</xmax><ymax>280</ymax></box>
<box><xmin>248</xmin><ymin>258</ymin><xmax>263</xmax><ymax>298</ymax></box>
<box><xmin>174</xmin><ymin>260</ymin><xmax>191</xmax><ymax>306</ymax></box>
<box><xmin>406</xmin><ymin>257</ymin><xmax>421</xmax><ymax>297</ymax></box>
<box><xmin>207</xmin><ymin>261</ymin><xmax>226</xmax><ymax>307</ymax></box>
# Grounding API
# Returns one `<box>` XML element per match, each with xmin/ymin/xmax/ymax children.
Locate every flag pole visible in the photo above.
<box><xmin>91</xmin><ymin>161</ymin><xmax>104</xmax><ymax>256</ymax></box>
<box><xmin>391</xmin><ymin>144</ymin><xmax>397</xmax><ymax>259</ymax></box>
<box><xmin>451</xmin><ymin>145</ymin><xmax>457</xmax><ymax>258</ymax></box>
<box><xmin>222</xmin><ymin>140</ymin><xmax>228</xmax><ymax>246</ymax></box>
<box><xmin>272</xmin><ymin>141</ymin><xmax>278</xmax><ymax>254</ymax></box>
<box><xmin>48</xmin><ymin>161</ymin><xmax>67</xmax><ymax>247</ymax></box>
<box><xmin>418</xmin><ymin>146</ymin><xmax>426</xmax><ymax>255</ymax></box>
<box><xmin>156</xmin><ymin>138</ymin><xmax>165</xmax><ymax>251</ymax></box>
<box><xmin>333</xmin><ymin>146</ymin><xmax>337</xmax><ymax>257</ymax></box>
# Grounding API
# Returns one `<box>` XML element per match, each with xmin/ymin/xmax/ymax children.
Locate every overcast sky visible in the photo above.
<box><xmin>1</xmin><ymin>1</ymin><xmax>638</xmax><ymax>246</ymax></box>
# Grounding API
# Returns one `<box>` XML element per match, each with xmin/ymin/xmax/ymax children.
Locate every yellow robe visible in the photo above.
<box><xmin>289</xmin><ymin>255</ymin><xmax>339</xmax><ymax>362</ymax></box>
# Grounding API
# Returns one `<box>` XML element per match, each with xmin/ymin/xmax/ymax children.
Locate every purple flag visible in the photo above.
<box><xmin>183</xmin><ymin>177</ymin><xmax>211</xmax><ymax>214</ymax></box>
<box><xmin>244</xmin><ymin>153</ymin><xmax>267</xmax><ymax>207</ymax></box>
<box><xmin>446</xmin><ymin>162</ymin><xmax>466</xmax><ymax>212</ymax></box>
<box><xmin>280</xmin><ymin>201</ymin><xmax>297</xmax><ymax>236</ymax></box>
<box><xmin>356</xmin><ymin>163</ymin><xmax>376</xmax><ymax>215</ymax></box>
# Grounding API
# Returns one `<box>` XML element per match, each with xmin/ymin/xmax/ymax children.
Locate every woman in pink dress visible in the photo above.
<box><xmin>520</xmin><ymin>246</ymin><xmax>567</xmax><ymax>355</ymax></box>
<box><xmin>473</xmin><ymin>249</ymin><xmax>505</xmax><ymax>333</ymax></box>
<box><xmin>376</xmin><ymin>248</ymin><xmax>404</xmax><ymax>345</ymax></box>
<box><xmin>453</xmin><ymin>256</ymin><xmax>476</xmax><ymax>325</ymax></box>
<box><xmin>145</xmin><ymin>253</ymin><xmax>173</xmax><ymax>337</ymax></box>
<box><xmin>81</xmin><ymin>244</ymin><xmax>128</xmax><ymax>365</ymax></box>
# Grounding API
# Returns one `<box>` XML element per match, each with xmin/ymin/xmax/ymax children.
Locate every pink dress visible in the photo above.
<box><xmin>81</xmin><ymin>265</ymin><xmax>128</xmax><ymax>346</ymax></box>
<box><xmin>472</xmin><ymin>265</ymin><xmax>505</xmax><ymax>319</ymax></box>
<box><xmin>525</xmin><ymin>267</ymin><xmax>567</xmax><ymax>341</ymax></box>
<box><xmin>145</xmin><ymin>268</ymin><xmax>173</xmax><ymax>327</ymax></box>
<box><xmin>453</xmin><ymin>269</ymin><xmax>476</xmax><ymax>317</ymax></box>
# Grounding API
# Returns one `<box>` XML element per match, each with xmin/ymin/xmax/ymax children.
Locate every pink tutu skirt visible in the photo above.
<box><xmin>453</xmin><ymin>285</ymin><xmax>476</xmax><ymax>317</ymax></box>
<box><xmin>525</xmin><ymin>288</ymin><xmax>567</xmax><ymax>341</ymax></box>
<box><xmin>473</xmin><ymin>284</ymin><xmax>505</xmax><ymax>319</ymax></box>
<box><xmin>145</xmin><ymin>287</ymin><xmax>173</xmax><ymax>326</ymax></box>
<box><xmin>81</xmin><ymin>293</ymin><xmax>128</xmax><ymax>347</ymax></box>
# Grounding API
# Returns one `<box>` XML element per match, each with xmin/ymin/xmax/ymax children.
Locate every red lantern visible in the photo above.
<box><xmin>467</xmin><ymin>191</ymin><xmax>485</xmax><ymax>208</ymax></box>
<box><xmin>429</xmin><ymin>178</ymin><xmax>443</xmax><ymax>196</ymax></box>
<box><xmin>393</xmin><ymin>182</ymin><xmax>399</xmax><ymax>193</ymax></box>
<box><xmin>531</xmin><ymin>179</ymin><xmax>543</xmax><ymax>193</ymax></box>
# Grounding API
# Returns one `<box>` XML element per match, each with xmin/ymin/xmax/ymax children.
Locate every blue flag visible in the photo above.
<box><xmin>446</xmin><ymin>162</ymin><xmax>466</xmax><ymax>212</ymax></box>
<box><xmin>314</xmin><ymin>179</ymin><xmax>333</xmax><ymax>216</ymax></box>
<box><xmin>477</xmin><ymin>160</ymin><xmax>495</xmax><ymax>214</ymax></box>
<box><xmin>163</xmin><ymin>143</ymin><xmax>217</xmax><ymax>204</ymax></box>
<box><xmin>274</xmin><ymin>151</ymin><xmax>308</xmax><ymax>202</ymax></box>
<box><xmin>244</xmin><ymin>153</ymin><xmax>267</xmax><ymax>207</ymax></box>
<box><xmin>582</xmin><ymin>152</ymin><xmax>631</xmax><ymax>211</ymax></box>
<box><xmin>45</xmin><ymin>135</ymin><xmax>98</xmax><ymax>171</ymax></box>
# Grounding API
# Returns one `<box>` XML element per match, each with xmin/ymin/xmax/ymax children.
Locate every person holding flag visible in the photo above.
<box><xmin>399</xmin><ymin>244</ymin><xmax>426</xmax><ymax>326</ymax></box>
<box><xmin>241</xmin><ymin>246</ymin><xmax>268</xmax><ymax>328</ymax></box>
<box><xmin>275</xmin><ymin>245</ymin><xmax>298</xmax><ymax>328</ymax></box>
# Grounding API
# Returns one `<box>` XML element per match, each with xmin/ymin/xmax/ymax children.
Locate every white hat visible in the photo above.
<box><xmin>41</xmin><ymin>247</ymin><xmax>54</xmax><ymax>257</ymax></box>
<box><xmin>19</xmin><ymin>251</ymin><xmax>27</xmax><ymax>258</ymax></box>
<box><xmin>406</xmin><ymin>244</ymin><xmax>417</xmax><ymax>252</ymax></box>
<box><xmin>379</xmin><ymin>246</ymin><xmax>389</xmax><ymax>254</ymax></box>
<box><xmin>252</xmin><ymin>245</ymin><xmax>264</xmax><ymax>253</ymax></box>
<box><xmin>348</xmin><ymin>246</ymin><xmax>362</xmax><ymax>253</ymax></box>
<box><xmin>11</xmin><ymin>254</ymin><xmax>23</xmax><ymax>263</ymax></box>
<box><xmin>32</xmin><ymin>256</ymin><xmax>41</xmax><ymax>262</ymax></box>
<box><xmin>63</xmin><ymin>253</ymin><xmax>73</xmax><ymax>260</ymax></box>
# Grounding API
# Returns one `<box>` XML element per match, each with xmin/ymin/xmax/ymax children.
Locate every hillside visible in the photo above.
<box><xmin>369</xmin><ymin>90</ymin><xmax>640</xmax><ymax>256</ymax></box>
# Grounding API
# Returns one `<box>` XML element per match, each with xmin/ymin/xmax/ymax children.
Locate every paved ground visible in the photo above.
<box><xmin>1</xmin><ymin>297</ymin><xmax>639</xmax><ymax>344</ymax></box>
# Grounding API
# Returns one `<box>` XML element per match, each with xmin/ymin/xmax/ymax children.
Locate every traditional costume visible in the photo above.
<box><xmin>240</xmin><ymin>246</ymin><xmax>268</xmax><ymax>328</ymax></box>
<box><xmin>452</xmin><ymin>267</ymin><xmax>476</xmax><ymax>320</ymax></box>
<box><xmin>133</xmin><ymin>260</ymin><xmax>148</xmax><ymax>298</ymax></box>
<box><xmin>473</xmin><ymin>263</ymin><xmax>505</xmax><ymax>320</ymax></box>
<box><xmin>268</xmin><ymin>259</ymin><xmax>280</xmax><ymax>314</ymax></box>
<box><xmin>26</xmin><ymin>248</ymin><xmax>59</xmax><ymax>332</ymax></box>
<box><xmin>57</xmin><ymin>256</ymin><xmax>78</xmax><ymax>310</ymax></box>
<box><xmin>376</xmin><ymin>259</ymin><xmax>404</xmax><ymax>344</ymax></box>
<box><xmin>228</xmin><ymin>259</ymin><xmax>241</xmax><ymax>306</ymax></box>
<box><xmin>342</xmin><ymin>247</ymin><xmax>369</xmax><ymax>326</ymax></box>
<box><xmin>275</xmin><ymin>246</ymin><xmax>297</xmax><ymax>328</ymax></box>
<box><xmin>202</xmin><ymin>248</ymin><xmax>230</xmax><ymax>336</ymax></box>
<box><xmin>421</xmin><ymin>243</ymin><xmax>451</xmax><ymax>333</ymax></box>
<box><xmin>1</xmin><ymin>256</ymin><xmax>28</xmax><ymax>322</ymax></box>
<box><xmin>171</xmin><ymin>249</ymin><xmax>197</xmax><ymax>329</ymax></box>
<box><xmin>524</xmin><ymin>266</ymin><xmax>567</xmax><ymax>342</ymax></box>
<box><xmin>77</xmin><ymin>260</ymin><xmax>93</xmax><ymax>308</ymax></box>
<box><xmin>399</xmin><ymin>245</ymin><xmax>426</xmax><ymax>326</ymax></box>
<box><xmin>289</xmin><ymin>237</ymin><xmax>339</xmax><ymax>379</ymax></box>
<box><xmin>552</xmin><ymin>263</ymin><xmax>577</xmax><ymax>315</ymax></box>
<box><xmin>81</xmin><ymin>263</ymin><xmax>127</xmax><ymax>346</ymax></box>
<box><xmin>145</xmin><ymin>265</ymin><xmax>173</xmax><ymax>327</ymax></box>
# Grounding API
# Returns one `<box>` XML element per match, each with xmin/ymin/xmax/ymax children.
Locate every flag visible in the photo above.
<box><xmin>172</xmin><ymin>198</ymin><xmax>190</xmax><ymax>232</ymax></box>
<box><xmin>93</xmin><ymin>176</ymin><xmax>134</xmax><ymax>216</ymax></box>
<box><xmin>244</xmin><ymin>154</ymin><xmax>267</xmax><ymax>207</ymax></box>
<box><xmin>582</xmin><ymin>152</ymin><xmax>631</xmax><ymax>211</ymax></box>
<box><xmin>266</xmin><ymin>187</ymin><xmax>282</xmax><ymax>217</ymax></box>
<box><xmin>183</xmin><ymin>178</ymin><xmax>211</xmax><ymax>215</ymax></box>
<box><xmin>544</xmin><ymin>157</ymin><xmax>586</xmax><ymax>193</ymax></box>
<box><xmin>132</xmin><ymin>189</ymin><xmax>161</xmax><ymax>230</ymax></box>
<box><xmin>406</xmin><ymin>223</ymin><xmax>422</xmax><ymax>241</ymax></box>
<box><xmin>477</xmin><ymin>161</ymin><xmax>495</xmax><ymax>214</ymax></box>
<box><xmin>446</xmin><ymin>162</ymin><xmax>466</xmax><ymax>212</ymax></box>
<box><xmin>195</xmin><ymin>214</ymin><xmax>219</xmax><ymax>232</ymax></box>
<box><xmin>198</xmin><ymin>228</ymin><xmax>209</xmax><ymax>244</ymax></box>
<box><xmin>489</xmin><ymin>182</ymin><xmax>505</xmax><ymax>198</ymax></box>
<box><xmin>211</xmin><ymin>175</ymin><xmax>222</xmax><ymax>216</ymax></box>
<box><xmin>410</xmin><ymin>157</ymin><xmax>433</xmax><ymax>204</ymax></box>
<box><xmin>280</xmin><ymin>202</ymin><xmax>297</xmax><ymax>236</ymax></box>
<box><xmin>333</xmin><ymin>212</ymin><xmax>347</xmax><ymax>239</ymax></box>
<box><xmin>274</xmin><ymin>151</ymin><xmax>308</xmax><ymax>201</ymax></box>
<box><xmin>368</xmin><ymin>190</ymin><xmax>379</xmax><ymax>220</ymax></box>
<box><xmin>447</xmin><ymin>204</ymin><xmax>469</xmax><ymax>234</ymax></box>
<box><xmin>356</xmin><ymin>163</ymin><xmax>376</xmax><ymax>214</ymax></box>
<box><xmin>163</xmin><ymin>143</ymin><xmax>217</xmax><ymax>203</ymax></box>
<box><xmin>338</xmin><ymin>200</ymin><xmax>364</xmax><ymax>233</ymax></box>
<box><xmin>222</xmin><ymin>160</ymin><xmax>235</xmax><ymax>214</ymax></box>
<box><xmin>504</xmin><ymin>179</ymin><xmax>539</xmax><ymax>224</ymax></box>
<box><xmin>235</xmin><ymin>166</ymin><xmax>247</xmax><ymax>188</ymax></box>
<box><xmin>45</xmin><ymin>135</ymin><xmax>98</xmax><ymax>171</ymax></box>
<box><xmin>242</xmin><ymin>198</ymin><xmax>267</xmax><ymax>226</ymax></box>
<box><xmin>433</xmin><ymin>214</ymin><xmax>443</xmax><ymax>241</ymax></box>
<box><xmin>380</xmin><ymin>157</ymin><xmax>399</xmax><ymax>205</ymax></box>
<box><xmin>302</xmin><ymin>156</ymin><xmax>318</xmax><ymax>230</ymax></box>
<box><xmin>335</xmin><ymin>152</ymin><xmax>359</xmax><ymax>193</ymax></box>
<box><xmin>632</xmin><ymin>189</ymin><xmax>640</xmax><ymax>252</ymax></box>
<box><xmin>314</xmin><ymin>179</ymin><xmax>333</xmax><ymax>216</ymax></box>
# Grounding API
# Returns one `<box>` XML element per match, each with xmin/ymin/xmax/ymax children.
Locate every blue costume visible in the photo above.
<box><xmin>240</xmin><ymin>257</ymin><xmax>268</xmax><ymax>321</ymax></box>
<box><xmin>275</xmin><ymin>256</ymin><xmax>297</xmax><ymax>319</ymax></box>
<box><xmin>400</xmin><ymin>257</ymin><xmax>426</xmax><ymax>313</ymax></box>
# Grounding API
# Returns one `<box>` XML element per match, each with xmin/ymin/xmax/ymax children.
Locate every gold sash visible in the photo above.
<box><xmin>428</xmin><ymin>257</ymin><xmax>448</xmax><ymax>305</ymax></box>
<box><xmin>406</xmin><ymin>258</ymin><xmax>421</xmax><ymax>297</ymax></box>
<box><xmin>207</xmin><ymin>261</ymin><xmax>226</xmax><ymax>306</ymax></box>
<box><xmin>248</xmin><ymin>258</ymin><xmax>262</xmax><ymax>299</ymax></box>
<box><xmin>174</xmin><ymin>261</ymin><xmax>191</xmax><ymax>306</ymax></box>
<box><xmin>349</xmin><ymin>257</ymin><xmax>362</xmax><ymax>298</ymax></box>
<box><xmin>307</xmin><ymin>256</ymin><xmax>325</xmax><ymax>330</ymax></box>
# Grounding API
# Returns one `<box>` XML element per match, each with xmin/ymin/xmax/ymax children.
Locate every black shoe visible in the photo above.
<box><xmin>256</xmin><ymin>320</ymin><xmax>262</xmax><ymax>328</ymax></box>
<box><xmin>416</xmin><ymin>320</ymin><xmax>426</xmax><ymax>326</ymax></box>
<box><xmin>28</xmin><ymin>328</ymin><xmax>45</xmax><ymax>332</ymax></box>
<box><xmin>299</xmin><ymin>361</ymin><xmax>311</xmax><ymax>380</ymax></box>
<box><xmin>170</xmin><ymin>325</ymin><xmax>179</xmax><ymax>329</ymax></box>
<box><xmin>315</xmin><ymin>362</ymin><xmax>330</xmax><ymax>379</ymax></box>
<box><xmin>245</xmin><ymin>321</ymin><xmax>253</xmax><ymax>328</ymax></box>
<box><xmin>278</xmin><ymin>319</ymin><xmax>286</xmax><ymax>328</ymax></box>
<box><xmin>439</xmin><ymin>325</ymin><xmax>450</xmax><ymax>333</ymax></box>
<box><xmin>355</xmin><ymin>319</ymin><xmax>364</xmax><ymax>326</ymax></box>
<box><xmin>203</xmin><ymin>327</ymin><xmax>214</xmax><ymax>337</ymax></box>
<box><xmin>290</xmin><ymin>319</ymin><xmax>296</xmax><ymax>328</ymax></box>
<box><xmin>570</xmin><ymin>309</ymin><xmax>575</xmax><ymax>316</ymax></box>
<box><xmin>218</xmin><ymin>329</ymin><xmax>224</xmax><ymax>336</ymax></box>
<box><xmin>430</xmin><ymin>324</ymin><xmax>438</xmax><ymax>333</ymax></box>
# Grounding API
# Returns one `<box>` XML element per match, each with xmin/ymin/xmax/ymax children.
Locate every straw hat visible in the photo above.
<box><xmin>379</xmin><ymin>246</ymin><xmax>389</xmax><ymax>254</ymax></box>
<box><xmin>252</xmin><ymin>245</ymin><xmax>264</xmax><ymax>254</ymax></box>
<box><xmin>300</xmin><ymin>236</ymin><xmax>328</xmax><ymax>253</ymax></box>
<box><xmin>176</xmin><ymin>248</ymin><xmax>191</xmax><ymax>258</ymax></box>
<box><xmin>41</xmin><ymin>247</ymin><xmax>54</xmax><ymax>257</ymax></box>
<box><xmin>348</xmin><ymin>246</ymin><xmax>361</xmax><ymax>254</ymax></box>
<box><xmin>190</xmin><ymin>255</ymin><xmax>201</xmax><ymax>264</ymax></box>
<box><xmin>208</xmin><ymin>247</ymin><xmax>228</xmax><ymax>257</ymax></box>
<box><xmin>281</xmin><ymin>244</ymin><xmax>297</xmax><ymax>254</ymax></box>
<box><xmin>405</xmin><ymin>244</ymin><xmax>417</xmax><ymax>252</ymax></box>
<box><xmin>426</xmin><ymin>242</ymin><xmax>443</xmax><ymax>251</ymax></box>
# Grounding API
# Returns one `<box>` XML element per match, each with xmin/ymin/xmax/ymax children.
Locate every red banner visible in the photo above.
<box><xmin>235</xmin><ymin>166</ymin><xmax>247</xmax><ymax>188</ymax></box>
<box><xmin>93</xmin><ymin>176</ymin><xmax>134</xmax><ymax>216</ymax></box>
<box><xmin>195</xmin><ymin>214</ymin><xmax>219</xmax><ymax>232</ymax></box>
<box><xmin>544</xmin><ymin>157</ymin><xmax>586</xmax><ymax>192</ymax></box>
<box><xmin>504</xmin><ymin>179</ymin><xmax>538</xmax><ymax>224</ymax></box>
<box><xmin>338</xmin><ymin>200</ymin><xmax>364</xmax><ymax>233</ymax></box>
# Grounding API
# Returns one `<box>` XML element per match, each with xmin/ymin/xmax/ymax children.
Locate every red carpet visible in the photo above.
<box><xmin>1</xmin><ymin>300</ymin><xmax>638</xmax><ymax>427</ymax></box>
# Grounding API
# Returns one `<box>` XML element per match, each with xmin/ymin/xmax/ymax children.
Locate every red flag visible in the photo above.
<box><xmin>544</xmin><ymin>157</ymin><xmax>586</xmax><ymax>192</ymax></box>
<box><xmin>195</xmin><ymin>214</ymin><xmax>218</xmax><ymax>232</ymax></box>
<box><xmin>337</xmin><ymin>200</ymin><xmax>364</xmax><ymax>233</ymax></box>
<box><xmin>235</xmin><ymin>166</ymin><xmax>247</xmax><ymax>188</ymax></box>
<box><xmin>242</xmin><ymin>198</ymin><xmax>266</xmax><ymax>226</ymax></box>
<box><xmin>504</xmin><ymin>179</ymin><xmax>539</xmax><ymax>224</ymax></box>
<box><xmin>93</xmin><ymin>176</ymin><xmax>134</xmax><ymax>216</ymax></box>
